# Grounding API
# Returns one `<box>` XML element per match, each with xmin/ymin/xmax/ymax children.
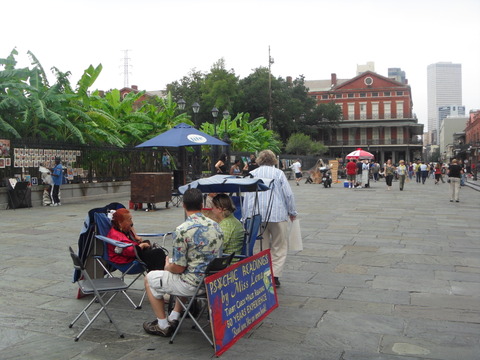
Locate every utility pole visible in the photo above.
<box><xmin>268</xmin><ymin>46</ymin><xmax>274</xmax><ymax>130</ymax></box>
<box><xmin>122</xmin><ymin>50</ymin><xmax>132</xmax><ymax>88</ymax></box>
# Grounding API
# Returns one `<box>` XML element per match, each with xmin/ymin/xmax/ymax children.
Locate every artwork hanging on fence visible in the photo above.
<box><xmin>11</xmin><ymin>147</ymin><xmax>82</xmax><ymax>168</ymax></box>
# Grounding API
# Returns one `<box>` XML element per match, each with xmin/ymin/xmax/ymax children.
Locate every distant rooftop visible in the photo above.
<box><xmin>304</xmin><ymin>79</ymin><xmax>349</xmax><ymax>92</ymax></box>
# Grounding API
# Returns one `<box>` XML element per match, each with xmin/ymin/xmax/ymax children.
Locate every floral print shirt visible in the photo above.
<box><xmin>171</xmin><ymin>212</ymin><xmax>223</xmax><ymax>286</ymax></box>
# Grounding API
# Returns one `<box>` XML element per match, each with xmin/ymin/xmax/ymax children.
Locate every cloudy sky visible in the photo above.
<box><xmin>3</xmin><ymin>0</ymin><xmax>479</xmax><ymax>131</ymax></box>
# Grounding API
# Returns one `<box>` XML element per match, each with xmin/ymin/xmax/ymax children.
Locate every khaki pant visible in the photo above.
<box><xmin>449</xmin><ymin>177</ymin><xmax>460</xmax><ymax>201</ymax></box>
<box><xmin>254</xmin><ymin>221</ymin><xmax>288</xmax><ymax>278</ymax></box>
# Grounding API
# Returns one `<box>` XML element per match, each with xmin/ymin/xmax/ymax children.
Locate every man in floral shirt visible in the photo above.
<box><xmin>143</xmin><ymin>188</ymin><xmax>223</xmax><ymax>337</ymax></box>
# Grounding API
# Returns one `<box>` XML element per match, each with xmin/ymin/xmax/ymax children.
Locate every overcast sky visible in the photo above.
<box><xmin>3</xmin><ymin>0</ymin><xmax>479</xmax><ymax>131</ymax></box>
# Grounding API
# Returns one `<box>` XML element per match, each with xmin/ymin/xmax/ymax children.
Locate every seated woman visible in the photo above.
<box><xmin>229</xmin><ymin>159</ymin><xmax>242</xmax><ymax>175</ymax></box>
<box><xmin>107</xmin><ymin>208</ymin><xmax>166</xmax><ymax>271</ymax></box>
<box><xmin>211</xmin><ymin>194</ymin><xmax>244</xmax><ymax>261</ymax></box>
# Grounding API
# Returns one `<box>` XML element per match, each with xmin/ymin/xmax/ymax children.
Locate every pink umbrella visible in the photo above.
<box><xmin>345</xmin><ymin>148</ymin><xmax>375</xmax><ymax>160</ymax></box>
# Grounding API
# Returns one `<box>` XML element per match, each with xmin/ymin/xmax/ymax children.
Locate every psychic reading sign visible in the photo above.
<box><xmin>205</xmin><ymin>249</ymin><xmax>278</xmax><ymax>356</ymax></box>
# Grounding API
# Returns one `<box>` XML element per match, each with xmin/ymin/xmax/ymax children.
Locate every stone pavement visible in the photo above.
<box><xmin>1</xmin><ymin>176</ymin><xmax>480</xmax><ymax>360</ymax></box>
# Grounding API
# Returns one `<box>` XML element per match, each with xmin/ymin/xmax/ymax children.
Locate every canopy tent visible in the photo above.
<box><xmin>135</xmin><ymin>122</ymin><xmax>228</xmax><ymax>148</ymax></box>
<box><xmin>178</xmin><ymin>175</ymin><xmax>273</xmax><ymax>194</ymax></box>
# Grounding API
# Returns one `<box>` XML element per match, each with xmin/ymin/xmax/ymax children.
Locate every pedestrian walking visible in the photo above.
<box><xmin>420</xmin><ymin>161</ymin><xmax>428</xmax><ymax>184</ymax></box>
<box><xmin>415</xmin><ymin>160</ymin><xmax>422</xmax><ymax>183</ymax></box>
<box><xmin>408</xmin><ymin>161</ymin><xmax>414</xmax><ymax>180</ymax></box>
<box><xmin>371</xmin><ymin>162</ymin><xmax>380</xmax><ymax>182</ymax></box>
<box><xmin>434</xmin><ymin>163</ymin><xmax>444</xmax><ymax>184</ymax></box>
<box><xmin>447</xmin><ymin>159</ymin><xmax>463</xmax><ymax>202</ymax></box>
<box><xmin>396</xmin><ymin>160</ymin><xmax>407</xmax><ymax>191</ymax></box>
<box><xmin>242</xmin><ymin>150</ymin><xmax>298</xmax><ymax>288</ymax></box>
<box><xmin>384</xmin><ymin>159</ymin><xmax>396</xmax><ymax>191</ymax></box>
<box><xmin>290</xmin><ymin>159</ymin><xmax>302</xmax><ymax>186</ymax></box>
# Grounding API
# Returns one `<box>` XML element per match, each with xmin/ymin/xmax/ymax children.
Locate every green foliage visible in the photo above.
<box><xmin>285</xmin><ymin>133</ymin><xmax>327</xmax><ymax>156</ymax></box>
<box><xmin>1</xmin><ymin>49</ymin><xmax>337</xmax><ymax>156</ymax></box>
<box><xmin>300</xmin><ymin>101</ymin><xmax>342</xmax><ymax>141</ymax></box>
<box><xmin>199</xmin><ymin>113</ymin><xmax>281</xmax><ymax>153</ymax></box>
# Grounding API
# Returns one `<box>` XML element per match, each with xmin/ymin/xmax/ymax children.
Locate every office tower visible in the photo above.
<box><xmin>438</xmin><ymin>105</ymin><xmax>466</xmax><ymax>131</ymax></box>
<box><xmin>388</xmin><ymin>68</ymin><xmax>407</xmax><ymax>84</ymax></box>
<box><xmin>427</xmin><ymin>62</ymin><xmax>462</xmax><ymax>144</ymax></box>
<box><xmin>357</xmin><ymin>62</ymin><xmax>375</xmax><ymax>75</ymax></box>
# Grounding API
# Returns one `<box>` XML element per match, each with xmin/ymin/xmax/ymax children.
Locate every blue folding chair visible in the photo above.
<box><xmin>234</xmin><ymin>213</ymin><xmax>262</xmax><ymax>261</ymax></box>
<box><xmin>230</xmin><ymin>195</ymin><xmax>244</xmax><ymax>221</ymax></box>
<box><xmin>93</xmin><ymin>212</ymin><xmax>173</xmax><ymax>309</ymax></box>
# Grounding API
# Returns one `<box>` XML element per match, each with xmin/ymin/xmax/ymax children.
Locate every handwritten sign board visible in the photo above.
<box><xmin>205</xmin><ymin>249</ymin><xmax>278</xmax><ymax>356</ymax></box>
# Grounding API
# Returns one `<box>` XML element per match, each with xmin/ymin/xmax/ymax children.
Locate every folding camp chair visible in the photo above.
<box><xmin>74</xmin><ymin>202</ymin><xmax>125</xmax><ymax>286</ymax></box>
<box><xmin>241</xmin><ymin>213</ymin><xmax>262</xmax><ymax>258</ymax></box>
<box><xmin>93</xmin><ymin>212</ymin><xmax>172</xmax><ymax>309</ymax></box>
<box><xmin>169</xmin><ymin>252</ymin><xmax>235</xmax><ymax>346</ymax></box>
<box><xmin>68</xmin><ymin>246</ymin><xmax>128</xmax><ymax>341</ymax></box>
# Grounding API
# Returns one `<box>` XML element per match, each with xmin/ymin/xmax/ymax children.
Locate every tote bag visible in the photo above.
<box><xmin>288</xmin><ymin>219</ymin><xmax>303</xmax><ymax>251</ymax></box>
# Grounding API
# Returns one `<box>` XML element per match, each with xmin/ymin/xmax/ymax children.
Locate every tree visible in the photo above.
<box><xmin>202</xmin><ymin>58</ymin><xmax>239</xmax><ymax>112</ymax></box>
<box><xmin>285</xmin><ymin>133</ymin><xmax>328</xmax><ymax>156</ymax></box>
<box><xmin>299</xmin><ymin>101</ymin><xmax>343</xmax><ymax>142</ymax></box>
<box><xmin>166</xmin><ymin>68</ymin><xmax>205</xmax><ymax>124</ymax></box>
<box><xmin>235</xmin><ymin>67</ymin><xmax>270</xmax><ymax>119</ymax></box>
<box><xmin>264</xmin><ymin>75</ymin><xmax>316</xmax><ymax>144</ymax></box>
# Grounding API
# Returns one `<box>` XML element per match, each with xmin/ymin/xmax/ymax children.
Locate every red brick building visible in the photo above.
<box><xmin>465</xmin><ymin>109</ymin><xmax>480</xmax><ymax>164</ymax></box>
<box><xmin>119</xmin><ymin>85</ymin><xmax>165</xmax><ymax>109</ymax></box>
<box><xmin>306</xmin><ymin>71</ymin><xmax>424</xmax><ymax>164</ymax></box>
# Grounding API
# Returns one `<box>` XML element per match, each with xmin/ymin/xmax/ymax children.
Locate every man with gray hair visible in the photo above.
<box><xmin>242</xmin><ymin>150</ymin><xmax>297</xmax><ymax>288</ymax></box>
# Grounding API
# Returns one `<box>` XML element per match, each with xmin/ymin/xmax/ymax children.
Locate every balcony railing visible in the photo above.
<box><xmin>325</xmin><ymin>139</ymin><xmax>422</xmax><ymax>146</ymax></box>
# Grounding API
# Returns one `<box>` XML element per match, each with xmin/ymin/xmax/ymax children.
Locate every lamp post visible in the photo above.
<box><xmin>211</xmin><ymin>107</ymin><xmax>219</xmax><ymax>174</ymax></box>
<box><xmin>191</xmin><ymin>102</ymin><xmax>201</xmax><ymax>179</ymax></box>
<box><xmin>212</xmin><ymin>107</ymin><xmax>219</xmax><ymax>137</ymax></box>
<box><xmin>222</xmin><ymin>110</ymin><xmax>230</xmax><ymax>170</ymax></box>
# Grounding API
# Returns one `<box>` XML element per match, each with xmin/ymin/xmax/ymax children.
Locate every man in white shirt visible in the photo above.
<box><xmin>243</xmin><ymin>150</ymin><xmax>298</xmax><ymax>288</ymax></box>
<box><xmin>290</xmin><ymin>159</ymin><xmax>302</xmax><ymax>186</ymax></box>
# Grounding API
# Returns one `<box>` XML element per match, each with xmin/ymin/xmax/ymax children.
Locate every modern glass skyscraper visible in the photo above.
<box><xmin>427</xmin><ymin>62</ymin><xmax>462</xmax><ymax>144</ymax></box>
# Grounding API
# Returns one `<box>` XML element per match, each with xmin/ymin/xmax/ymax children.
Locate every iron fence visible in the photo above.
<box><xmin>0</xmin><ymin>138</ymin><xmax>173</xmax><ymax>186</ymax></box>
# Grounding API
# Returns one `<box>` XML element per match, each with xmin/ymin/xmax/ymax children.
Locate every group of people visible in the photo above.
<box><xmin>345</xmin><ymin>159</ymin><xmax>374</xmax><ymax>189</ymax></box>
<box><xmin>107</xmin><ymin>149</ymin><xmax>297</xmax><ymax>338</ymax></box>
<box><xmin>215</xmin><ymin>153</ymin><xmax>258</xmax><ymax>176</ymax></box>
<box><xmin>345</xmin><ymin>157</ymin><xmax>465</xmax><ymax>201</ymax></box>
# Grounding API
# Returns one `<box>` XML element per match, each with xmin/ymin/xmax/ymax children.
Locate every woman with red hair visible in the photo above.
<box><xmin>107</xmin><ymin>208</ymin><xmax>166</xmax><ymax>271</ymax></box>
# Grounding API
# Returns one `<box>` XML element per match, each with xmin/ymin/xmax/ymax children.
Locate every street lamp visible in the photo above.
<box><xmin>192</xmin><ymin>102</ymin><xmax>200</xmax><ymax>129</ymax></box>
<box><xmin>222</xmin><ymin>110</ymin><xmax>230</xmax><ymax>170</ymax></box>
<box><xmin>177</xmin><ymin>98</ymin><xmax>186</xmax><ymax>111</ymax></box>
<box><xmin>211</xmin><ymin>107</ymin><xmax>219</xmax><ymax>137</ymax></box>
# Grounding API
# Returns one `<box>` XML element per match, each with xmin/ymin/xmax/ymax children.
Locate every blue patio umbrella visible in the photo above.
<box><xmin>178</xmin><ymin>175</ymin><xmax>273</xmax><ymax>194</ymax></box>
<box><xmin>136</xmin><ymin>122</ymin><xmax>228</xmax><ymax>148</ymax></box>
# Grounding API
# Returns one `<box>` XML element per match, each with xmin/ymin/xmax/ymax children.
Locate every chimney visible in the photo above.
<box><xmin>131</xmin><ymin>85</ymin><xmax>138</xmax><ymax>90</ymax></box>
<box><xmin>331</xmin><ymin>73</ymin><xmax>337</xmax><ymax>87</ymax></box>
<box><xmin>286</xmin><ymin>76</ymin><xmax>293</xmax><ymax>86</ymax></box>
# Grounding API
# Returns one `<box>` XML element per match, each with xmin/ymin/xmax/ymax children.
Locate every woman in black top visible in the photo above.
<box><xmin>215</xmin><ymin>153</ymin><xmax>228</xmax><ymax>174</ymax></box>
<box><xmin>447</xmin><ymin>159</ymin><xmax>463</xmax><ymax>202</ymax></box>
